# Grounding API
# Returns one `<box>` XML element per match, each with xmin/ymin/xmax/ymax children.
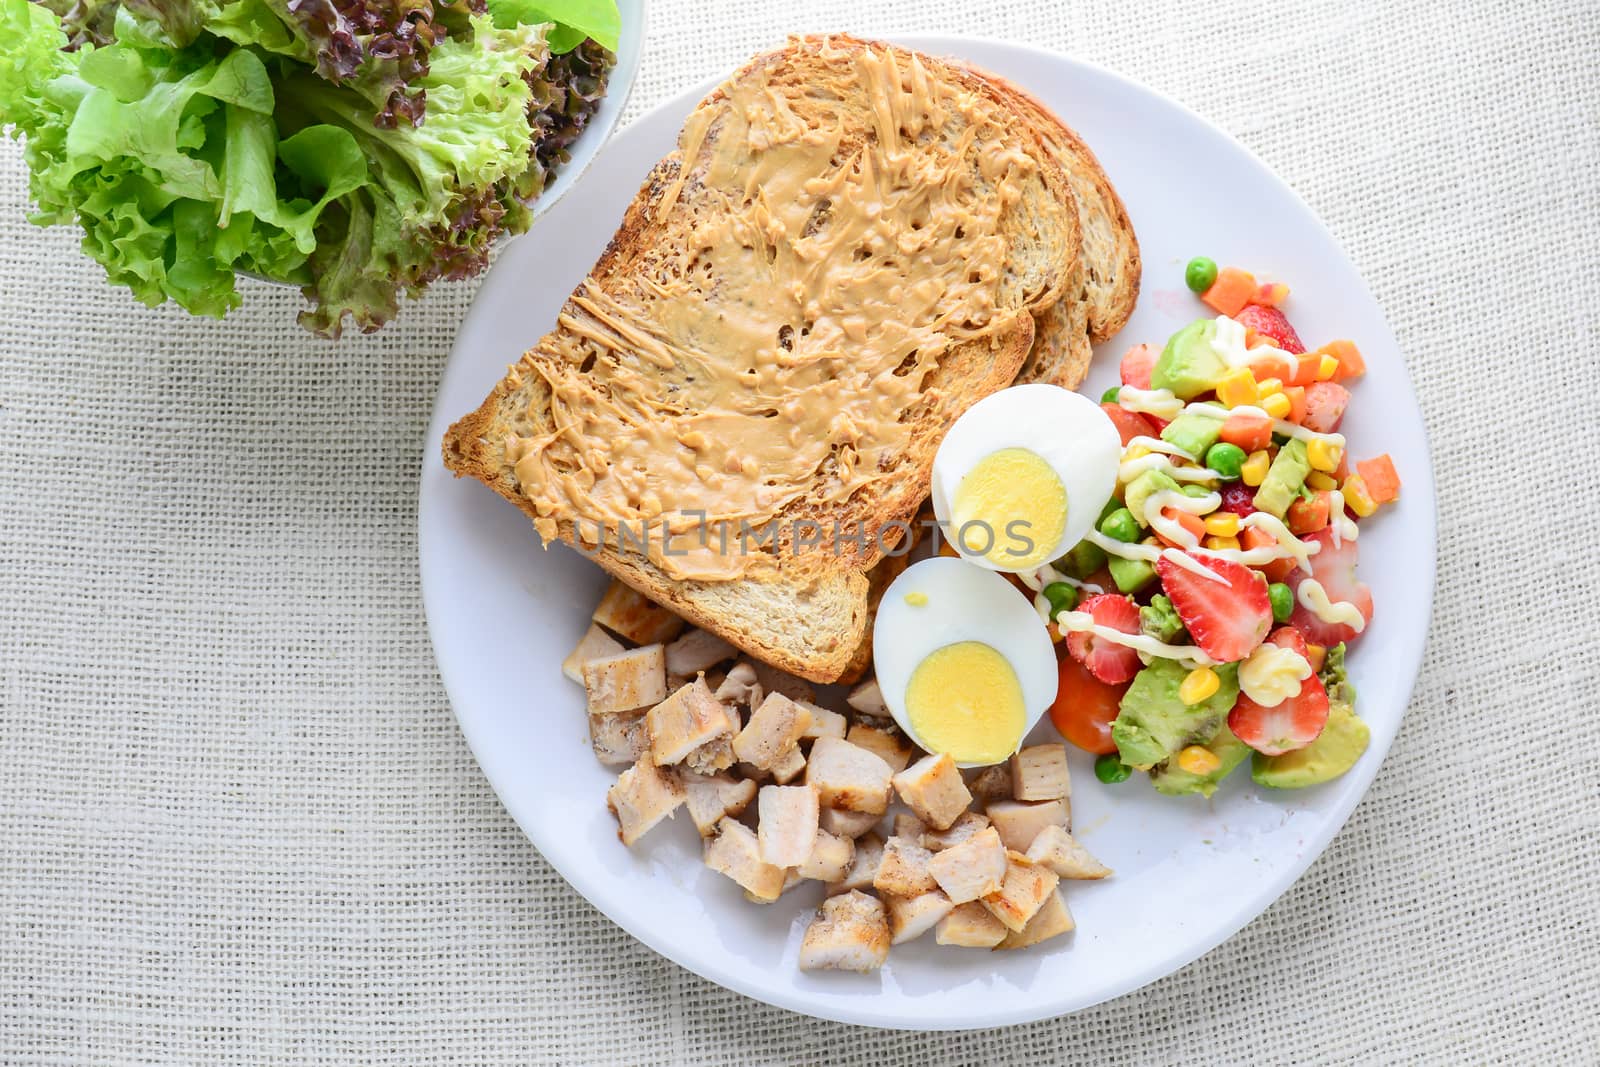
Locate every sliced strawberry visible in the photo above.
<box><xmin>1229</xmin><ymin>672</ymin><xmax>1330</xmax><ymax>755</ymax></box>
<box><xmin>1266</xmin><ymin>625</ymin><xmax>1309</xmax><ymax>659</ymax></box>
<box><xmin>1218</xmin><ymin>483</ymin><xmax>1258</xmax><ymax>518</ymax></box>
<box><xmin>1119</xmin><ymin>343</ymin><xmax>1157</xmax><ymax>389</ymax></box>
<box><xmin>1301</xmin><ymin>381</ymin><xmax>1350</xmax><ymax>434</ymax></box>
<box><xmin>1234</xmin><ymin>305</ymin><xmax>1305</xmax><ymax>354</ymax></box>
<box><xmin>1287</xmin><ymin>527</ymin><xmax>1374</xmax><ymax>646</ymax></box>
<box><xmin>1064</xmin><ymin>593</ymin><xmax>1142</xmax><ymax>684</ymax></box>
<box><xmin>1155</xmin><ymin>552</ymin><xmax>1272</xmax><ymax>663</ymax></box>
<box><xmin>1101</xmin><ymin>402</ymin><xmax>1156</xmax><ymax>446</ymax></box>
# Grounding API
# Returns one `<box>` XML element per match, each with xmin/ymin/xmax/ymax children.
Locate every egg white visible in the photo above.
<box><xmin>873</xmin><ymin>557</ymin><xmax>1059</xmax><ymax>767</ymax></box>
<box><xmin>930</xmin><ymin>384</ymin><xmax>1122</xmax><ymax>572</ymax></box>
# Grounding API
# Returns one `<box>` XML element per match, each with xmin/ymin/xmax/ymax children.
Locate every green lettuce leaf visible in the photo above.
<box><xmin>486</xmin><ymin>0</ymin><xmax>617</xmax><ymax>52</ymax></box>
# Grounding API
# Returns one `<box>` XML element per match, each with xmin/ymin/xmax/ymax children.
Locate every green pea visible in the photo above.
<box><xmin>1185</xmin><ymin>256</ymin><xmax>1218</xmax><ymax>294</ymax></box>
<box><xmin>1095</xmin><ymin>754</ymin><xmax>1132</xmax><ymax>784</ymax></box>
<box><xmin>1268</xmin><ymin>582</ymin><xmax>1294</xmax><ymax>623</ymax></box>
<box><xmin>1042</xmin><ymin>582</ymin><xmax>1079</xmax><ymax>617</ymax></box>
<box><xmin>1101</xmin><ymin>385</ymin><xmax>1122</xmax><ymax>404</ymax></box>
<box><xmin>1099</xmin><ymin>507</ymin><xmax>1141</xmax><ymax>543</ymax></box>
<box><xmin>1206</xmin><ymin>442</ymin><xmax>1247</xmax><ymax>481</ymax></box>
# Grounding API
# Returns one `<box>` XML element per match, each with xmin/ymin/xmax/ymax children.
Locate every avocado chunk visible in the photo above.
<box><xmin>1057</xmin><ymin>538</ymin><xmax>1107</xmax><ymax>579</ymax></box>
<box><xmin>1123</xmin><ymin>469</ymin><xmax>1180</xmax><ymax>528</ymax></box>
<box><xmin>1112</xmin><ymin>659</ymin><xmax>1240</xmax><ymax>770</ymax></box>
<box><xmin>1152</xmin><ymin>318</ymin><xmax>1230</xmax><ymax>399</ymax></box>
<box><xmin>1319</xmin><ymin>642</ymin><xmax>1355</xmax><ymax>705</ymax></box>
<box><xmin>1253</xmin><ymin>438</ymin><xmax>1311</xmax><ymax>519</ymax></box>
<box><xmin>1108</xmin><ymin>555</ymin><xmax>1156</xmax><ymax>594</ymax></box>
<box><xmin>1252</xmin><ymin>704</ymin><xmax>1371</xmax><ymax>789</ymax></box>
<box><xmin>1140</xmin><ymin>594</ymin><xmax>1187</xmax><ymax>644</ymax></box>
<box><xmin>1152</xmin><ymin>723</ymin><xmax>1251</xmax><ymax>798</ymax></box>
<box><xmin>1160</xmin><ymin>411</ymin><xmax>1223</xmax><ymax>459</ymax></box>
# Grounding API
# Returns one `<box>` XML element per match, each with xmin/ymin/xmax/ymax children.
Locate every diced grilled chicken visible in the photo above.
<box><xmin>1024</xmin><ymin>825</ymin><xmax>1112</xmax><ymax>880</ymax></box>
<box><xmin>893</xmin><ymin>812</ymin><xmax>926</xmax><ymax>840</ymax></box>
<box><xmin>683</xmin><ymin>734</ymin><xmax>735</xmax><ymax>776</ymax></box>
<box><xmin>819</xmin><ymin>806</ymin><xmax>881</xmax><ymax>839</ymax></box>
<box><xmin>966</xmin><ymin>762</ymin><xmax>1013</xmax><ymax>803</ymax></box>
<box><xmin>1010</xmin><ymin>743</ymin><xmax>1071</xmax><ymax>802</ymax></box>
<box><xmin>980</xmin><ymin>850</ymin><xmax>1060</xmax><ymax>933</ymax></box>
<box><xmin>592</xmin><ymin>580</ymin><xmax>686</xmax><ymax>645</ymax></box>
<box><xmin>757</xmin><ymin>784</ymin><xmax>820</xmax><ymax>868</ymax></box>
<box><xmin>732</xmin><ymin>692</ymin><xmax>812</xmax><ymax>771</ymax></box>
<box><xmin>683</xmin><ymin>773</ymin><xmax>757</xmax><ymax>837</ymax></box>
<box><xmin>713</xmin><ymin>661</ymin><xmax>762</xmax><ymax>707</ymax></box>
<box><xmin>845</xmin><ymin>678</ymin><xmax>888</xmax><ymax>718</ymax></box>
<box><xmin>703</xmin><ymin>817</ymin><xmax>786</xmax><ymax>903</ymax></box>
<box><xmin>806</xmin><ymin>737</ymin><xmax>893</xmax><ymax>814</ymax></box>
<box><xmin>885</xmin><ymin>889</ymin><xmax>955</xmax><ymax>944</ymax></box>
<box><xmin>996</xmin><ymin>889</ymin><xmax>1075</xmax><ymax>949</ymax></box>
<box><xmin>589</xmin><ymin>711</ymin><xmax>649</xmax><ymax>767</ymax></box>
<box><xmin>798</xmin><ymin>890</ymin><xmax>891</xmax><ymax>973</ymax></box>
<box><xmin>927</xmin><ymin>825</ymin><xmax>1008</xmax><ymax>904</ymax></box>
<box><xmin>606</xmin><ymin>758</ymin><xmax>685</xmax><ymax>846</ymax></box>
<box><xmin>845</xmin><ymin>722</ymin><xmax>914</xmax><ymax>774</ymax></box>
<box><xmin>796</xmin><ymin>828</ymin><xmax>854</xmax><ymax>883</ymax></box>
<box><xmin>872</xmin><ymin>835</ymin><xmax>938</xmax><ymax>897</ymax></box>
<box><xmin>750</xmin><ymin>660</ymin><xmax>815</xmax><ymax>705</ymax></box>
<box><xmin>798</xmin><ymin>703</ymin><xmax>848</xmax><ymax>741</ymax></box>
<box><xmin>562</xmin><ymin>623</ymin><xmax>624</xmax><ymax>684</ymax></box>
<box><xmin>647</xmin><ymin>677</ymin><xmax>733</xmax><ymax>767</ymax></box>
<box><xmin>985</xmin><ymin>798</ymin><xmax>1070</xmax><ymax>853</ymax></box>
<box><xmin>664</xmin><ymin>628</ymin><xmax>737</xmax><ymax>676</ymax></box>
<box><xmin>893</xmin><ymin>752</ymin><xmax>973</xmax><ymax>831</ymax></box>
<box><xmin>935</xmin><ymin>901</ymin><xmax>1008</xmax><ymax>948</ymax></box>
<box><xmin>922</xmin><ymin>811</ymin><xmax>991</xmax><ymax>852</ymax></box>
<box><xmin>769</xmin><ymin>742</ymin><xmax>806</xmax><ymax>784</ymax></box>
<box><xmin>827</xmin><ymin>831</ymin><xmax>884</xmax><ymax>894</ymax></box>
<box><xmin>583</xmin><ymin>645</ymin><xmax>668</xmax><ymax>716</ymax></box>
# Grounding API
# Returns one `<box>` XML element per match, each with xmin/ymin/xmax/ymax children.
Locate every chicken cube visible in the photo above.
<box><xmin>846</xmin><ymin>722</ymin><xmax>914</xmax><ymax>774</ymax></box>
<box><xmin>683</xmin><ymin>773</ymin><xmax>756</xmax><ymax>837</ymax></box>
<box><xmin>664</xmin><ymin>628</ymin><xmax>737</xmax><ymax>676</ymax></box>
<box><xmin>798</xmin><ymin>703</ymin><xmax>848</xmax><ymax>741</ymax></box>
<box><xmin>827</xmin><ymin>832</ymin><xmax>884</xmax><ymax>894</ymax></box>
<box><xmin>750</xmin><ymin>660</ymin><xmax>815</xmax><ymax>704</ymax></box>
<box><xmin>732</xmin><ymin>692</ymin><xmax>812</xmax><ymax>771</ymax></box>
<box><xmin>819</xmin><ymin>806</ymin><xmax>881</xmax><ymax>839</ymax></box>
<box><xmin>798</xmin><ymin>890</ymin><xmax>890</xmax><ymax>973</ymax></box>
<box><xmin>712</xmin><ymin>662</ymin><xmax>761</xmax><ymax>708</ymax></box>
<box><xmin>893</xmin><ymin>812</ymin><xmax>926</xmax><ymax>840</ymax></box>
<box><xmin>893</xmin><ymin>753</ymin><xmax>974</xmax><ymax>831</ymax></box>
<box><xmin>927</xmin><ymin>825</ymin><xmax>1008</xmax><ymax>904</ymax></box>
<box><xmin>684</xmin><ymin>735</ymin><xmax>734</xmax><ymax>776</ymax></box>
<box><xmin>885</xmin><ymin>889</ymin><xmax>955</xmax><ymax>945</ymax></box>
<box><xmin>996</xmin><ymin>889</ymin><xmax>1075</xmax><ymax>949</ymax></box>
<box><xmin>757</xmin><ymin>784</ymin><xmax>820</xmax><ymax>868</ymax></box>
<box><xmin>770</xmin><ymin>741</ymin><xmax>807</xmax><ymax>785</ymax></box>
<box><xmin>980</xmin><ymin>851</ymin><xmax>1061</xmax><ymax>933</ymax></box>
<box><xmin>583</xmin><ymin>645</ymin><xmax>668</xmax><ymax>716</ymax></box>
<box><xmin>845</xmin><ymin>678</ymin><xmax>888</xmax><ymax>717</ymax></box>
<box><xmin>562</xmin><ymin>623</ymin><xmax>624</xmax><ymax>684</ymax></box>
<box><xmin>589</xmin><ymin>711</ymin><xmax>649</xmax><ymax>767</ymax></box>
<box><xmin>872</xmin><ymin>836</ymin><xmax>938</xmax><ymax>897</ymax></box>
<box><xmin>966</xmin><ymin>763</ymin><xmax>1013</xmax><ymax>803</ymax></box>
<box><xmin>647</xmin><ymin>678</ymin><xmax>733</xmax><ymax>767</ymax></box>
<box><xmin>1025</xmin><ymin>825</ymin><xmax>1112</xmax><ymax>880</ymax></box>
<box><xmin>796</xmin><ymin>829</ymin><xmax>854</xmax><ymax>883</ymax></box>
<box><xmin>922</xmin><ymin>811</ymin><xmax>991</xmax><ymax>852</ymax></box>
<box><xmin>592</xmin><ymin>580</ymin><xmax>685</xmax><ymax>645</ymax></box>
<box><xmin>606</xmin><ymin>758</ymin><xmax>685</xmax><ymax>846</ymax></box>
<box><xmin>935</xmin><ymin>901</ymin><xmax>1009</xmax><ymax>948</ymax></box>
<box><xmin>986</xmin><ymin>798</ymin><xmax>1070</xmax><ymax>852</ymax></box>
<box><xmin>1010</xmin><ymin>744</ymin><xmax>1071</xmax><ymax>802</ymax></box>
<box><xmin>806</xmin><ymin>737</ymin><xmax>893</xmax><ymax>814</ymax></box>
<box><xmin>703</xmin><ymin>817</ymin><xmax>786</xmax><ymax>903</ymax></box>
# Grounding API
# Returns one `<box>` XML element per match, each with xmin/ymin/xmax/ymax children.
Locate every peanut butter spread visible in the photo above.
<box><xmin>503</xmin><ymin>40</ymin><xmax>1039</xmax><ymax>580</ymax></box>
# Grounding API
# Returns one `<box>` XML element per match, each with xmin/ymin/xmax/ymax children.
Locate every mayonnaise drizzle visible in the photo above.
<box><xmin>1116</xmin><ymin>386</ymin><xmax>1186</xmax><ymax>421</ymax></box>
<box><xmin>1126</xmin><ymin>436</ymin><xmax>1196</xmax><ymax>462</ymax></box>
<box><xmin>1021</xmin><ymin>562</ymin><xmax>1103</xmax><ymax>624</ymax></box>
<box><xmin>1184</xmin><ymin>401</ymin><xmax>1345</xmax><ymax>449</ymax></box>
<box><xmin>1053</xmin><ymin>609</ymin><xmax>1218</xmax><ymax>669</ymax></box>
<box><xmin>1118</xmin><ymin>452</ymin><xmax>1217</xmax><ymax>485</ymax></box>
<box><xmin>1295</xmin><ymin>578</ymin><xmax>1368</xmax><ymax>633</ymax></box>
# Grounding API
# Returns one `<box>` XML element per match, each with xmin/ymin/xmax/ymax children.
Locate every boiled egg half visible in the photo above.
<box><xmin>930</xmin><ymin>384</ymin><xmax>1121</xmax><ymax>572</ymax></box>
<box><xmin>873</xmin><ymin>557</ymin><xmax>1058</xmax><ymax>766</ymax></box>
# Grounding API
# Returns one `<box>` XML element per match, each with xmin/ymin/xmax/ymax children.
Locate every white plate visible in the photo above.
<box><xmin>418</xmin><ymin>36</ymin><xmax>1436</xmax><ymax>1030</ymax></box>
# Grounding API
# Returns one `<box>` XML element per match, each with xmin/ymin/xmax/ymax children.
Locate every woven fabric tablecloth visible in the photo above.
<box><xmin>3</xmin><ymin>0</ymin><xmax>1598</xmax><ymax>1062</ymax></box>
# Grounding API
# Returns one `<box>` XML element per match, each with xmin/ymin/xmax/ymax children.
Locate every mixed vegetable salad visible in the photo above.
<box><xmin>1040</xmin><ymin>260</ymin><xmax>1402</xmax><ymax>796</ymax></box>
<box><xmin>0</xmin><ymin>0</ymin><xmax>619</xmax><ymax>336</ymax></box>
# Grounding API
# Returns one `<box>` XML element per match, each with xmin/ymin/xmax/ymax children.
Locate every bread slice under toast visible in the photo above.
<box><xmin>443</xmin><ymin>36</ymin><xmax>1082</xmax><ymax>681</ymax></box>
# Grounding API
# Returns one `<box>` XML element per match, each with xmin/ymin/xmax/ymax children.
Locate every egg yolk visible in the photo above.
<box><xmin>949</xmin><ymin>447</ymin><xmax>1066</xmax><ymax>569</ymax></box>
<box><xmin>905</xmin><ymin>641</ymin><xmax>1027</xmax><ymax>765</ymax></box>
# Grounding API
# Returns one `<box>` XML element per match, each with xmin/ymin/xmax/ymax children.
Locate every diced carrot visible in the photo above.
<box><xmin>1160</xmin><ymin>507</ymin><xmax>1206</xmax><ymax>545</ymax></box>
<box><xmin>1290</xmin><ymin>353</ymin><xmax>1321</xmax><ymax>387</ymax></box>
<box><xmin>1314</xmin><ymin>339</ymin><xmax>1366</xmax><ymax>381</ymax></box>
<box><xmin>1287</xmin><ymin>493</ymin><xmax>1332</xmax><ymax>535</ymax></box>
<box><xmin>1356</xmin><ymin>454</ymin><xmax>1402</xmax><ymax>503</ymax></box>
<box><xmin>1242</xmin><ymin>525</ymin><xmax>1294</xmax><ymax>583</ymax></box>
<box><xmin>1243</xmin><ymin>327</ymin><xmax>1260</xmax><ymax>347</ymax></box>
<box><xmin>1284</xmin><ymin>385</ymin><xmax>1307</xmax><ymax>424</ymax></box>
<box><xmin>1201</xmin><ymin>267</ymin><xmax>1257</xmax><ymax>316</ymax></box>
<box><xmin>1247</xmin><ymin>352</ymin><xmax>1295</xmax><ymax>385</ymax></box>
<box><xmin>1219</xmin><ymin>412</ymin><xmax>1273</xmax><ymax>453</ymax></box>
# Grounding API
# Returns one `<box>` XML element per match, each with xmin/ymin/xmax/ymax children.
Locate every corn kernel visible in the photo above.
<box><xmin>1216</xmin><ymin>368</ymin><xmax>1259</xmax><ymax>408</ymax></box>
<box><xmin>1124</xmin><ymin>444</ymin><xmax>1151</xmax><ymax>461</ymax></box>
<box><xmin>1203</xmin><ymin>534</ymin><xmax>1241</xmax><ymax>552</ymax></box>
<box><xmin>1178</xmin><ymin>667</ymin><xmax>1221</xmax><ymax>706</ymax></box>
<box><xmin>1177</xmin><ymin>745</ymin><xmax>1222</xmax><ymax>775</ymax></box>
<box><xmin>1306</xmin><ymin>471</ymin><xmax>1338</xmax><ymax>491</ymax></box>
<box><xmin>1343</xmin><ymin>474</ymin><xmax>1378</xmax><ymax>517</ymax></box>
<box><xmin>1242</xmin><ymin>450</ymin><xmax>1271</xmax><ymax>486</ymax></box>
<box><xmin>1203</xmin><ymin>512</ymin><xmax>1241</xmax><ymax>537</ymax></box>
<box><xmin>1306</xmin><ymin>644</ymin><xmax>1327</xmax><ymax>672</ymax></box>
<box><xmin>1255</xmin><ymin>376</ymin><xmax>1284</xmax><ymax>397</ymax></box>
<box><xmin>1317</xmin><ymin>354</ymin><xmax>1340</xmax><ymax>380</ymax></box>
<box><xmin>1307</xmin><ymin>438</ymin><xmax>1343</xmax><ymax>472</ymax></box>
<box><xmin>1260</xmin><ymin>392</ymin><xmax>1292</xmax><ymax>419</ymax></box>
